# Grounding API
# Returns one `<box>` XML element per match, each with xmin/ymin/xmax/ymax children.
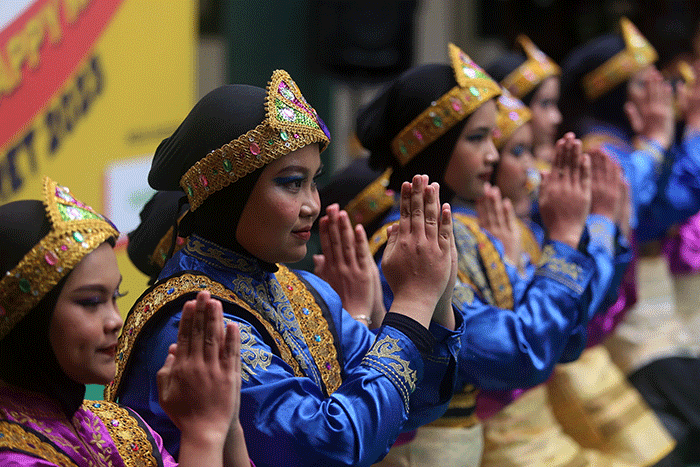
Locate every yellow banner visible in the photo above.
<box><xmin>0</xmin><ymin>0</ymin><xmax>197</xmax><ymax>316</ymax></box>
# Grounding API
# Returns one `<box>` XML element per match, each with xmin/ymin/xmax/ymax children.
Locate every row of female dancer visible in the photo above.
<box><xmin>1</xmin><ymin>15</ymin><xmax>699</xmax><ymax>467</ymax></box>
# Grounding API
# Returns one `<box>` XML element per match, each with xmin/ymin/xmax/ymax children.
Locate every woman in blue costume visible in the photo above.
<box><xmin>108</xmin><ymin>69</ymin><xmax>463</xmax><ymax>467</ymax></box>
<box><xmin>480</xmin><ymin>88</ymin><xmax>675</xmax><ymax>466</ymax></box>
<box><xmin>560</xmin><ymin>17</ymin><xmax>700</xmax><ymax>464</ymax></box>
<box><xmin>353</xmin><ymin>43</ymin><xmax>614</xmax><ymax>466</ymax></box>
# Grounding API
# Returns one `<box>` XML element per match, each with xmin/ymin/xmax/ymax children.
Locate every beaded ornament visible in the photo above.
<box><xmin>180</xmin><ymin>69</ymin><xmax>331</xmax><ymax>211</ymax></box>
<box><xmin>582</xmin><ymin>17</ymin><xmax>658</xmax><ymax>101</ymax></box>
<box><xmin>0</xmin><ymin>176</ymin><xmax>119</xmax><ymax>340</ymax></box>
<box><xmin>390</xmin><ymin>43</ymin><xmax>502</xmax><ymax>166</ymax></box>
<box><xmin>493</xmin><ymin>88</ymin><xmax>532</xmax><ymax>149</ymax></box>
<box><xmin>500</xmin><ymin>35</ymin><xmax>561</xmax><ymax>99</ymax></box>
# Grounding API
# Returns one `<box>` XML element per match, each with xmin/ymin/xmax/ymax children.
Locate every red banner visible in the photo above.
<box><xmin>0</xmin><ymin>0</ymin><xmax>124</xmax><ymax>150</ymax></box>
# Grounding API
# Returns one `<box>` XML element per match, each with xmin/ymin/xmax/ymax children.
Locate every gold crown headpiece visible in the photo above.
<box><xmin>582</xmin><ymin>17</ymin><xmax>658</xmax><ymax>101</ymax></box>
<box><xmin>391</xmin><ymin>43</ymin><xmax>501</xmax><ymax>166</ymax></box>
<box><xmin>500</xmin><ymin>35</ymin><xmax>561</xmax><ymax>99</ymax></box>
<box><xmin>493</xmin><ymin>88</ymin><xmax>532</xmax><ymax>149</ymax></box>
<box><xmin>0</xmin><ymin>177</ymin><xmax>119</xmax><ymax>341</ymax></box>
<box><xmin>344</xmin><ymin>168</ymin><xmax>395</xmax><ymax>228</ymax></box>
<box><xmin>181</xmin><ymin>69</ymin><xmax>331</xmax><ymax>210</ymax></box>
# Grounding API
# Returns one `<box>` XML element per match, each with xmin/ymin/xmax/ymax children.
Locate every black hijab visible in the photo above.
<box><xmin>356</xmin><ymin>64</ymin><xmax>468</xmax><ymax>205</ymax></box>
<box><xmin>148</xmin><ymin>85</ymin><xmax>268</xmax><ymax>253</ymax></box>
<box><xmin>560</xmin><ymin>34</ymin><xmax>630</xmax><ymax>137</ymax></box>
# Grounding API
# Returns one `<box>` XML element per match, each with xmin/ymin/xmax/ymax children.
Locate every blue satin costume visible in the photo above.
<box><xmin>582</xmin><ymin>123</ymin><xmax>700</xmax><ymax>241</ymax></box>
<box><xmin>372</xmin><ymin>204</ymin><xmax>621</xmax><ymax>394</ymax></box>
<box><xmin>114</xmin><ymin>235</ymin><xmax>463</xmax><ymax>467</ymax></box>
<box><xmin>634</xmin><ymin>128</ymin><xmax>700</xmax><ymax>242</ymax></box>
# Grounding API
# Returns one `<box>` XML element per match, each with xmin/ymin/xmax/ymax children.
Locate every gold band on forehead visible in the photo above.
<box><xmin>500</xmin><ymin>35</ymin><xmax>560</xmax><ymax>99</ymax></box>
<box><xmin>493</xmin><ymin>88</ymin><xmax>532</xmax><ymax>149</ymax></box>
<box><xmin>581</xmin><ymin>17</ymin><xmax>658</xmax><ymax>101</ymax></box>
<box><xmin>180</xmin><ymin>69</ymin><xmax>331</xmax><ymax>211</ymax></box>
<box><xmin>390</xmin><ymin>43</ymin><xmax>501</xmax><ymax>166</ymax></box>
<box><xmin>0</xmin><ymin>177</ymin><xmax>119</xmax><ymax>341</ymax></box>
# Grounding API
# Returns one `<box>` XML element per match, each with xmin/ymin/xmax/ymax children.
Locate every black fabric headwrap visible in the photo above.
<box><xmin>127</xmin><ymin>190</ymin><xmax>188</xmax><ymax>280</ymax></box>
<box><xmin>148</xmin><ymin>84</ymin><xmax>269</xmax><ymax>253</ymax></box>
<box><xmin>560</xmin><ymin>34</ymin><xmax>629</xmax><ymax>136</ymax></box>
<box><xmin>356</xmin><ymin>64</ymin><xmax>468</xmax><ymax>205</ymax></box>
<box><xmin>0</xmin><ymin>200</ymin><xmax>85</xmax><ymax>418</ymax></box>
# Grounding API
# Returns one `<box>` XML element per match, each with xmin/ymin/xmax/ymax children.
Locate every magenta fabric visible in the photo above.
<box><xmin>476</xmin><ymin>388</ymin><xmax>528</xmax><ymax>420</ymax></box>
<box><xmin>585</xmin><ymin>248</ymin><xmax>638</xmax><ymax>348</ymax></box>
<box><xmin>0</xmin><ymin>383</ymin><xmax>177</xmax><ymax>466</ymax></box>
<box><xmin>662</xmin><ymin>210</ymin><xmax>700</xmax><ymax>275</ymax></box>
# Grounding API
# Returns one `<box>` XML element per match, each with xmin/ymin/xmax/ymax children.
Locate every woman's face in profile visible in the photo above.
<box><xmin>49</xmin><ymin>242</ymin><xmax>124</xmax><ymax>385</ymax></box>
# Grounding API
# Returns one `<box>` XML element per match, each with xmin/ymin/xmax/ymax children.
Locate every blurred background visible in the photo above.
<box><xmin>1</xmin><ymin>0</ymin><xmax>699</xmax><ymax>398</ymax></box>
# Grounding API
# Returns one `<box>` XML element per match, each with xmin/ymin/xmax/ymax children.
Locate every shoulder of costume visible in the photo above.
<box><xmin>274</xmin><ymin>265</ymin><xmax>344</xmax><ymax>391</ymax></box>
<box><xmin>85</xmin><ymin>400</ymin><xmax>162</xmax><ymax>466</ymax></box>
<box><xmin>0</xmin><ymin>419</ymin><xmax>79</xmax><ymax>465</ymax></box>
<box><xmin>105</xmin><ymin>270</ymin><xmax>282</xmax><ymax>401</ymax></box>
<box><xmin>452</xmin><ymin>213</ymin><xmax>514</xmax><ymax>309</ymax></box>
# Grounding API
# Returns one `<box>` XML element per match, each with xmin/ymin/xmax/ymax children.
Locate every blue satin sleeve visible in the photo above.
<box><xmin>603</xmin><ymin>140</ymin><xmax>666</xmax><ymax>230</ymax></box>
<box><xmin>296</xmin><ymin>270</ymin><xmax>462</xmax><ymax>431</ymax></box>
<box><xmin>636</xmin><ymin>130</ymin><xmax>700</xmax><ymax>242</ymax></box>
<box><xmin>456</xmin><ymin>240</ymin><xmax>595</xmax><ymax>390</ymax></box>
<box><xmin>582</xmin><ymin>215</ymin><xmax>629</xmax><ymax>319</ymax></box>
<box><xmin>378</xmin><ymin>234</ymin><xmax>595</xmax><ymax>392</ymax></box>
<box><xmin>120</xmin><ymin>274</ymin><xmax>460</xmax><ymax>467</ymax></box>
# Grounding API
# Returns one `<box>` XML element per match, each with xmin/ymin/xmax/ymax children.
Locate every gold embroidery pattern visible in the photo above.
<box><xmin>105</xmin><ymin>273</ymin><xmax>302</xmax><ymax>401</ymax></box>
<box><xmin>581</xmin><ymin>132</ymin><xmax>630</xmax><ymax>154</ymax></box>
<box><xmin>519</xmin><ymin>220</ymin><xmax>541</xmax><ymax>265</ymax></box>
<box><xmin>183</xmin><ymin>238</ymin><xmax>312</xmax><ymax>361</ymax></box>
<box><xmin>0</xmin><ymin>420</ymin><xmax>78</xmax><ymax>466</ymax></box>
<box><xmin>0</xmin><ymin>398</ymin><xmax>81</xmax><ymax>454</ymax></box>
<box><xmin>276</xmin><ymin>265</ymin><xmax>342</xmax><ymax>395</ymax></box>
<box><xmin>453</xmin><ymin>217</ymin><xmax>495</xmax><ymax>304</ymax></box>
<box><xmin>87</xmin><ymin>401</ymin><xmax>158</xmax><ymax>467</ymax></box>
<box><xmin>452</xmin><ymin>282</ymin><xmax>475</xmax><ymax>307</ymax></box>
<box><xmin>454</xmin><ymin>213</ymin><xmax>514</xmax><ymax>309</ymax></box>
<box><xmin>238</xmin><ymin>323</ymin><xmax>273</xmax><ymax>381</ymax></box>
<box><xmin>362</xmin><ymin>336</ymin><xmax>416</xmax><ymax>411</ymax></box>
<box><xmin>537</xmin><ymin>245</ymin><xmax>584</xmax><ymax>294</ymax></box>
<box><xmin>186</xmin><ymin>238</ymin><xmax>261</xmax><ymax>272</ymax></box>
<box><xmin>494</xmin><ymin>89</ymin><xmax>532</xmax><ymax>149</ymax></box>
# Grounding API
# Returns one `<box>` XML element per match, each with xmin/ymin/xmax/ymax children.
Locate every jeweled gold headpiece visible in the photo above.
<box><xmin>500</xmin><ymin>35</ymin><xmax>560</xmax><ymax>99</ymax></box>
<box><xmin>344</xmin><ymin>168</ymin><xmax>395</xmax><ymax>227</ymax></box>
<box><xmin>181</xmin><ymin>69</ymin><xmax>331</xmax><ymax>210</ymax></box>
<box><xmin>0</xmin><ymin>177</ymin><xmax>119</xmax><ymax>340</ymax></box>
<box><xmin>582</xmin><ymin>17</ymin><xmax>658</xmax><ymax>101</ymax></box>
<box><xmin>493</xmin><ymin>88</ymin><xmax>532</xmax><ymax>149</ymax></box>
<box><xmin>391</xmin><ymin>43</ymin><xmax>501</xmax><ymax>165</ymax></box>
